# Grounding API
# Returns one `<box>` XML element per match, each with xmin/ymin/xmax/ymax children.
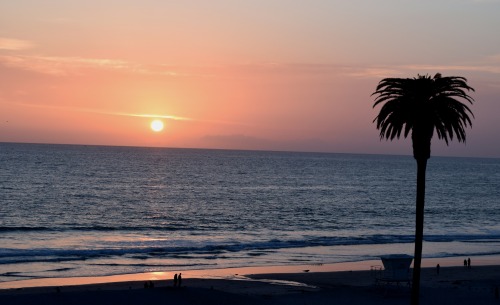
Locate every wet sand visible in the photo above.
<box><xmin>1</xmin><ymin>257</ymin><xmax>500</xmax><ymax>305</ymax></box>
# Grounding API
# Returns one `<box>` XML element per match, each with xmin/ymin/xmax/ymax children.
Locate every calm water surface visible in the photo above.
<box><xmin>1</xmin><ymin>143</ymin><xmax>499</xmax><ymax>282</ymax></box>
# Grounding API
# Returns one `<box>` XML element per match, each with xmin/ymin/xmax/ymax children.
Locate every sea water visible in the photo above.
<box><xmin>1</xmin><ymin>143</ymin><xmax>499</xmax><ymax>283</ymax></box>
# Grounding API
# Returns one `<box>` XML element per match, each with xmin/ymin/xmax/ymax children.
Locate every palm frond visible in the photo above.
<box><xmin>371</xmin><ymin>74</ymin><xmax>475</xmax><ymax>158</ymax></box>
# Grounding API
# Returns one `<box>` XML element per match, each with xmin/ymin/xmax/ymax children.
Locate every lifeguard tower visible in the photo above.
<box><xmin>372</xmin><ymin>254</ymin><xmax>413</xmax><ymax>287</ymax></box>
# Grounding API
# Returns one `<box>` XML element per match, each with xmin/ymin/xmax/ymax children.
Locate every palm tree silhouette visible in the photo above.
<box><xmin>372</xmin><ymin>73</ymin><xmax>475</xmax><ymax>305</ymax></box>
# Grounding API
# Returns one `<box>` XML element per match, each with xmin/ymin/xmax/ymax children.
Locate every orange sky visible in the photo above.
<box><xmin>1</xmin><ymin>1</ymin><xmax>500</xmax><ymax>157</ymax></box>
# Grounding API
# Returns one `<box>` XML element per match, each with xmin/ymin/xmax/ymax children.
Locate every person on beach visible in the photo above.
<box><xmin>464</xmin><ymin>259</ymin><xmax>467</xmax><ymax>268</ymax></box>
<box><xmin>173</xmin><ymin>273</ymin><xmax>178</xmax><ymax>287</ymax></box>
<box><xmin>178</xmin><ymin>273</ymin><xmax>182</xmax><ymax>287</ymax></box>
<box><xmin>468</xmin><ymin>257</ymin><xmax>471</xmax><ymax>269</ymax></box>
<box><xmin>436</xmin><ymin>264</ymin><xmax>440</xmax><ymax>275</ymax></box>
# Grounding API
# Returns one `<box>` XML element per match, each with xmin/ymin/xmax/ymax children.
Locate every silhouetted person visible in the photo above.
<box><xmin>173</xmin><ymin>273</ymin><xmax>178</xmax><ymax>287</ymax></box>
<box><xmin>467</xmin><ymin>257</ymin><xmax>471</xmax><ymax>269</ymax></box>
<box><xmin>178</xmin><ymin>273</ymin><xmax>182</xmax><ymax>287</ymax></box>
<box><xmin>436</xmin><ymin>264</ymin><xmax>440</xmax><ymax>275</ymax></box>
<box><xmin>464</xmin><ymin>259</ymin><xmax>467</xmax><ymax>268</ymax></box>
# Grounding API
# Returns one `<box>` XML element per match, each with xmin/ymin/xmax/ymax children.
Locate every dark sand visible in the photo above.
<box><xmin>1</xmin><ymin>264</ymin><xmax>500</xmax><ymax>305</ymax></box>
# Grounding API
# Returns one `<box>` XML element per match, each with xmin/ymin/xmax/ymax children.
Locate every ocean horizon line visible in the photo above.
<box><xmin>2</xmin><ymin>141</ymin><xmax>497</xmax><ymax>160</ymax></box>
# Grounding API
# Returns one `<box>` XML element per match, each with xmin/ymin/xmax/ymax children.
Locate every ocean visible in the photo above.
<box><xmin>1</xmin><ymin>142</ymin><xmax>499</xmax><ymax>283</ymax></box>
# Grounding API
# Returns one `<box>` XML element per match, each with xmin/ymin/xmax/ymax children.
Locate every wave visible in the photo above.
<box><xmin>0</xmin><ymin>225</ymin><xmax>189</xmax><ymax>232</ymax></box>
<box><xmin>45</xmin><ymin>267</ymin><xmax>75</xmax><ymax>272</ymax></box>
<box><xmin>1</xmin><ymin>234</ymin><xmax>500</xmax><ymax>265</ymax></box>
<box><xmin>89</xmin><ymin>263</ymin><xmax>216</xmax><ymax>268</ymax></box>
<box><xmin>0</xmin><ymin>226</ymin><xmax>55</xmax><ymax>232</ymax></box>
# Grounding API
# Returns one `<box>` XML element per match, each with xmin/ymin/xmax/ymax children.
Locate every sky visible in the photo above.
<box><xmin>1</xmin><ymin>0</ymin><xmax>500</xmax><ymax>158</ymax></box>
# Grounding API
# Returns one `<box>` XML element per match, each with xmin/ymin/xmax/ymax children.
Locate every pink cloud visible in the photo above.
<box><xmin>0</xmin><ymin>38</ymin><xmax>35</xmax><ymax>50</ymax></box>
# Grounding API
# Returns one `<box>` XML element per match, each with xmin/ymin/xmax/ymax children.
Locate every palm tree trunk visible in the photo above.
<box><xmin>411</xmin><ymin>157</ymin><xmax>427</xmax><ymax>305</ymax></box>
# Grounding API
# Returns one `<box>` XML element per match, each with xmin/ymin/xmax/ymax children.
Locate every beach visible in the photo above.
<box><xmin>1</xmin><ymin>258</ymin><xmax>499</xmax><ymax>305</ymax></box>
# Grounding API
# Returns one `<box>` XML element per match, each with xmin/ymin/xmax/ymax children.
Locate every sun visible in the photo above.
<box><xmin>150</xmin><ymin>119</ymin><xmax>164</xmax><ymax>132</ymax></box>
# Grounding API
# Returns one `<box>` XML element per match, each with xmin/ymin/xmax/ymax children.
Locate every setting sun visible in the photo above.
<box><xmin>150</xmin><ymin>119</ymin><xmax>164</xmax><ymax>132</ymax></box>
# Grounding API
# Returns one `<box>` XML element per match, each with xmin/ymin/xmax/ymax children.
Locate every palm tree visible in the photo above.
<box><xmin>372</xmin><ymin>73</ymin><xmax>475</xmax><ymax>305</ymax></box>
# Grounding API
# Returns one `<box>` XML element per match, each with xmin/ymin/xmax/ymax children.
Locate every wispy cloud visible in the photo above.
<box><xmin>0</xmin><ymin>54</ymin><xmax>203</xmax><ymax>77</ymax></box>
<box><xmin>2</xmin><ymin>52</ymin><xmax>498</xmax><ymax>80</ymax></box>
<box><xmin>0</xmin><ymin>55</ymin><xmax>140</xmax><ymax>75</ymax></box>
<box><xmin>0</xmin><ymin>55</ymin><xmax>358</xmax><ymax>78</ymax></box>
<box><xmin>108</xmin><ymin>112</ymin><xmax>191</xmax><ymax>121</ymax></box>
<box><xmin>344</xmin><ymin>67</ymin><xmax>403</xmax><ymax>79</ymax></box>
<box><xmin>220</xmin><ymin>61</ymin><xmax>500</xmax><ymax>78</ymax></box>
<box><xmin>3</xmin><ymin>100</ymin><xmax>250</xmax><ymax>127</ymax></box>
<box><xmin>402</xmin><ymin>63</ymin><xmax>500</xmax><ymax>74</ymax></box>
<box><xmin>345</xmin><ymin>61</ymin><xmax>500</xmax><ymax>79</ymax></box>
<box><xmin>0</xmin><ymin>38</ymin><xmax>35</xmax><ymax>51</ymax></box>
<box><xmin>2</xmin><ymin>101</ymin><xmax>191</xmax><ymax>121</ymax></box>
<box><xmin>91</xmin><ymin>110</ymin><xmax>246</xmax><ymax>126</ymax></box>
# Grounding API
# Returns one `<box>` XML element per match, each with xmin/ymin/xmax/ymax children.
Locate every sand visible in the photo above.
<box><xmin>1</xmin><ymin>259</ymin><xmax>500</xmax><ymax>305</ymax></box>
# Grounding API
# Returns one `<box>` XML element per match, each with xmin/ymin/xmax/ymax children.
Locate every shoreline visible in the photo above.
<box><xmin>1</xmin><ymin>254</ymin><xmax>498</xmax><ymax>290</ymax></box>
